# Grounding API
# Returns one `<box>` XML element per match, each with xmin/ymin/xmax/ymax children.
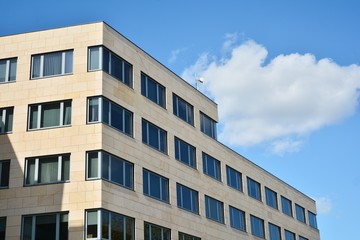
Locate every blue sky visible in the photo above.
<box><xmin>1</xmin><ymin>1</ymin><xmax>360</xmax><ymax>239</ymax></box>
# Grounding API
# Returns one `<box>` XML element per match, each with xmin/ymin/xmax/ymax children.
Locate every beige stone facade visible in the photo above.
<box><xmin>0</xmin><ymin>22</ymin><xmax>320</xmax><ymax>240</ymax></box>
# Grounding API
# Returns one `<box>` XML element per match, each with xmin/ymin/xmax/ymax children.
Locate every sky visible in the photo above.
<box><xmin>1</xmin><ymin>1</ymin><xmax>360</xmax><ymax>239</ymax></box>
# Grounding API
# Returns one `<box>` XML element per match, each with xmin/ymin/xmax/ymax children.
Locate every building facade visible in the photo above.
<box><xmin>0</xmin><ymin>22</ymin><xmax>320</xmax><ymax>240</ymax></box>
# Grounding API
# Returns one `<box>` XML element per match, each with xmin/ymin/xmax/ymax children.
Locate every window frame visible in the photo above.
<box><xmin>87</xmin><ymin>96</ymin><xmax>133</xmax><ymax>137</ymax></box>
<box><xmin>86</xmin><ymin>150</ymin><xmax>134</xmax><ymax>190</ymax></box>
<box><xmin>88</xmin><ymin>46</ymin><xmax>133</xmax><ymax>88</ymax></box>
<box><xmin>0</xmin><ymin>160</ymin><xmax>10</xmax><ymax>189</ymax></box>
<box><xmin>265</xmin><ymin>187</ymin><xmax>278</xmax><ymax>209</ymax></box>
<box><xmin>205</xmin><ymin>195</ymin><xmax>224</xmax><ymax>224</ymax></box>
<box><xmin>281</xmin><ymin>196</ymin><xmax>293</xmax><ymax>217</ymax></box>
<box><xmin>268</xmin><ymin>223</ymin><xmax>281</xmax><ymax>240</ymax></box>
<box><xmin>308</xmin><ymin>211</ymin><xmax>318</xmax><ymax>229</ymax></box>
<box><xmin>173</xmin><ymin>93</ymin><xmax>194</xmax><ymax>125</ymax></box>
<box><xmin>202</xmin><ymin>152</ymin><xmax>221</xmax><ymax>181</ymax></box>
<box><xmin>142</xmin><ymin>118</ymin><xmax>167</xmax><ymax>154</ymax></box>
<box><xmin>299</xmin><ymin>236</ymin><xmax>309</xmax><ymax>240</ymax></box>
<box><xmin>174</xmin><ymin>137</ymin><xmax>196</xmax><ymax>169</ymax></box>
<box><xmin>226</xmin><ymin>165</ymin><xmax>242</xmax><ymax>192</ymax></box>
<box><xmin>143</xmin><ymin>168</ymin><xmax>169</xmax><ymax>203</ymax></box>
<box><xmin>0</xmin><ymin>57</ymin><xmax>17</xmax><ymax>83</ymax></box>
<box><xmin>27</xmin><ymin>100</ymin><xmax>72</xmax><ymax>130</ymax></box>
<box><xmin>250</xmin><ymin>215</ymin><xmax>265</xmax><ymax>239</ymax></box>
<box><xmin>178</xmin><ymin>232</ymin><xmax>201</xmax><ymax>240</ymax></box>
<box><xmin>0</xmin><ymin>107</ymin><xmax>14</xmax><ymax>134</ymax></box>
<box><xmin>24</xmin><ymin>153</ymin><xmax>70</xmax><ymax>186</ymax></box>
<box><xmin>144</xmin><ymin>222</ymin><xmax>170</xmax><ymax>240</ymax></box>
<box><xmin>85</xmin><ymin>208</ymin><xmax>135</xmax><ymax>240</ymax></box>
<box><xmin>200</xmin><ymin>112</ymin><xmax>217</xmax><ymax>139</ymax></box>
<box><xmin>31</xmin><ymin>50</ymin><xmax>73</xmax><ymax>79</ymax></box>
<box><xmin>284</xmin><ymin>229</ymin><xmax>296</xmax><ymax>240</ymax></box>
<box><xmin>141</xmin><ymin>72</ymin><xmax>166</xmax><ymax>108</ymax></box>
<box><xmin>247</xmin><ymin>177</ymin><xmax>262</xmax><ymax>201</ymax></box>
<box><xmin>295</xmin><ymin>204</ymin><xmax>306</xmax><ymax>223</ymax></box>
<box><xmin>229</xmin><ymin>205</ymin><xmax>246</xmax><ymax>232</ymax></box>
<box><xmin>176</xmin><ymin>183</ymin><xmax>199</xmax><ymax>214</ymax></box>
<box><xmin>21</xmin><ymin>212</ymin><xmax>69</xmax><ymax>240</ymax></box>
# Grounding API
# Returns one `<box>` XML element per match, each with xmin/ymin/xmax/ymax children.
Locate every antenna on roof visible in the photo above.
<box><xmin>195</xmin><ymin>77</ymin><xmax>204</xmax><ymax>90</ymax></box>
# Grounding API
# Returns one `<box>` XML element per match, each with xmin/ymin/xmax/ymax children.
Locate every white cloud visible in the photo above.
<box><xmin>314</xmin><ymin>197</ymin><xmax>333</xmax><ymax>215</ymax></box>
<box><xmin>168</xmin><ymin>48</ymin><xmax>186</xmax><ymax>64</ymax></box>
<box><xmin>182</xmin><ymin>39</ymin><xmax>360</xmax><ymax>154</ymax></box>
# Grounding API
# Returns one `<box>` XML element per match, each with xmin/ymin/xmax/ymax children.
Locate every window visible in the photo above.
<box><xmin>86</xmin><ymin>151</ymin><xmax>134</xmax><ymax>189</ymax></box>
<box><xmin>143</xmin><ymin>169</ymin><xmax>169</xmax><ymax>203</ymax></box>
<box><xmin>176</xmin><ymin>183</ymin><xmax>199</xmax><ymax>214</ymax></box>
<box><xmin>299</xmin><ymin>236</ymin><xmax>308</xmax><ymax>240</ymax></box>
<box><xmin>28</xmin><ymin>100</ymin><xmax>71</xmax><ymax>130</ymax></box>
<box><xmin>200</xmin><ymin>112</ymin><xmax>216</xmax><ymax>139</ymax></box>
<box><xmin>141</xmin><ymin>73</ymin><xmax>166</xmax><ymax>108</ymax></box>
<box><xmin>88</xmin><ymin>46</ymin><xmax>133</xmax><ymax>87</ymax></box>
<box><xmin>144</xmin><ymin>222</ymin><xmax>170</xmax><ymax>240</ymax></box>
<box><xmin>0</xmin><ymin>57</ymin><xmax>17</xmax><ymax>83</ymax></box>
<box><xmin>205</xmin><ymin>195</ymin><xmax>224</xmax><ymax>223</ymax></box>
<box><xmin>31</xmin><ymin>50</ymin><xmax>73</xmax><ymax>79</ymax></box>
<box><xmin>281</xmin><ymin>196</ymin><xmax>293</xmax><ymax>217</ymax></box>
<box><xmin>202</xmin><ymin>153</ymin><xmax>221</xmax><ymax>181</ymax></box>
<box><xmin>142</xmin><ymin>119</ymin><xmax>167</xmax><ymax>153</ymax></box>
<box><xmin>85</xmin><ymin>209</ymin><xmax>134</xmax><ymax>240</ymax></box>
<box><xmin>247</xmin><ymin>177</ymin><xmax>261</xmax><ymax>201</ymax></box>
<box><xmin>229</xmin><ymin>206</ymin><xmax>246</xmax><ymax>231</ymax></box>
<box><xmin>21</xmin><ymin>212</ymin><xmax>68</xmax><ymax>240</ymax></box>
<box><xmin>0</xmin><ymin>107</ymin><xmax>14</xmax><ymax>134</ymax></box>
<box><xmin>265</xmin><ymin>187</ymin><xmax>278</xmax><ymax>209</ymax></box>
<box><xmin>226</xmin><ymin>166</ymin><xmax>242</xmax><ymax>192</ymax></box>
<box><xmin>25</xmin><ymin>154</ymin><xmax>70</xmax><ymax>185</ymax></box>
<box><xmin>308</xmin><ymin>211</ymin><xmax>318</xmax><ymax>229</ymax></box>
<box><xmin>87</xmin><ymin>96</ymin><xmax>133</xmax><ymax>136</ymax></box>
<box><xmin>174</xmin><ymin>137</ymin><xmax>196</xmax><ymax>168</ymax></box>
<box><xmin>173</xmin><ymin>94</ymin><xmax>194</xmax><ymax>125</ymax></box>
<box><xmin>250</xmin><ymin>215</ymin><xmax>264</xmax><ymax>239</ymax></box>
<box><xmin>0</xmin><ymin>160</ymin><xmax>10</xmax><ymax>188</ymax></box>
<box><xmin>295</xmin><ymin>204</ymin><xmax>306</xmax><ymax>223</ymax></box>
<box><xmin>0</xmin><ymin>217</ymin><xmax>5</xmax><ymax>240</ymax></box>
<box><xmin>284</xmin><ymin>230</ymin><xmax>295</xmax><ymax>240</ymax></box>
<box><xmin>179</xmin><ymin>232</ymin><xmax>200</xmax><ymax>240</ymax></box>
<box><xmin>269</xmin><ymin>223</ymin><xmax>281</xmax><ymax>240</ymax></box>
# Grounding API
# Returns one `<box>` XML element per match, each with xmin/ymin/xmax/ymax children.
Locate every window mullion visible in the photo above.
<box><xmin>0</xmin><ymin>163</ymin><xmax>2</xmax><ymax>186</ymax></box>
<box><xmin>60</xmin><ymin>102</ymin><xmax>64</xmax><ymax>126</ymax></box>
<box><xmin>97</xmin><ymin>210</ymin><xmax>101</xmax><ymax>239</ymax></box>
<box><xmin>5</xmin><ymin>60</ymin><xmax>10</xmax><ymax>82</ymax></box>
<box><xmin>61</xmin><ymin>52</ymin><xmax>66</xmax><ymax>74</ymax></box>
<box><xmin>109</xmin><ymin>53</ymin><xmax>112</xmax><ymax>74</ymax></box>
<box><xmin>40</xmin><ymin>55</ymin><xmax>44</xmax><ymax>78</ymax></box>
<box><xmin>55</xmin><ymin>213</ymin><xmax>60</xmax><ymax>240</ymax></box>
<box><xmin>1</xmin><ymin>109</ymin><xmax>5</xmax><ymax>133</ymax></box>
<box><xmin>108</xmin><ymin>102</ymin><xmax>112</xmax><ymax>125</ymax></box>
<box><xmin>37</xmin><ymin>105</ymin><xmax>41</xmax><ymax>129</ymax></box>
<box><xmin>31</xmin><ymin>216</ymin><xmax>36</xmax><ymax>240</ymax></box>
<box><xmin>98</xmin><ymin>151</ymin><xmax>102</xmax><ymax>178</ymax></box>
<box><xmin>99</xmin><ymin>47</ymin><xmax>103</xmax><ymax>69</ymax></box>
<box><xmin>99</xmin><ymin>97</ymin><xmax>103</xmax><ymax>122</ymax></box>
<box><xmin>108</xmin><ymin>156</ymin><xmax>112</xmax><ymax>181</ymax></box>
<box><xmin>34</xmin><ymin>158</ymin><xmax>39</xmax><ymax>183</ymax></box>
<box><xmin>58</xmin><ymin>156</ymin><xmax>62</xmax><ymax>181</ymax></box>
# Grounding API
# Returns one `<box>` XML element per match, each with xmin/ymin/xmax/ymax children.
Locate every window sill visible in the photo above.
<box><xmin>30</xmin><ymin>72</ymin><xmax>73</xmax><ymax>80</ymax></box>
<box><xmin>24</xmin><ymin>180</ymin><xmax>70</xmax><ymax>187</ymax></box>
<box><xmin>27</xmin><ymin>124</ymin><xmax>72</xmax><ymax>132</ymax></box>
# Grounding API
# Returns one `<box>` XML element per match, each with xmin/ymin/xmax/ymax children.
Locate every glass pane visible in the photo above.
<box><xmin>147</xmin><ymin>78</ymin><xmax>158</xmax><ymax>103</ymax></box>
<box><xmin>111</xmin><ymin>157</ymin><xmax>124</xmax><ymax>185</ymax></box>
<box><xmin>285</xmin><ymin>230</ymin><xmax>295</xmax><ymax>240</ymax></box>
<box><xmin>0</xmin><ymin>161</ymin><xmax>10</xmax><ymax>187</ymax></box>
<box><xmin>9</xmin><ymin>59</ymin><xmax>17</xmax><ymax>81</ymax></box>
<box><xmin>125</xmin><ymin>218</ymin><xmax>134</xmax><ymax>240</ymax></box>
<box><xmin>29</xmin><ymin>106</ymin><xmax>38</xmax><ymax>129</ymax></box>
<box><xmin>32</xmin><ymin>56</ymin><xmax>41</xmax><ymax>78</ymax></box>
<box><xmin>38</xmin><ymin>157</ymin><xmax>58</xmax><ymax>183</ymax></box>
<box><xmin>102</xmin><ymin>99</ymin><xmax>110</xmax><ymax>124</ymax></box>
<box><xmin>102</xmin><ymin>152</ymin><xmax>110</xmax><ymax>180</ymax></box>
<box><xmin>158</xmin><ymin>85</ymin><xmax>165</xmax><ymax>108</ymax></box>
<box><xmin>44</xmin><ymin>52</ymin><xmax>62</xmax><ymax>76</ymax></box>
<box><xmin>5</xmin><ymin>108</ymin><xmax>13</xmax><ymax>132</ymax></box>
<box><xmin>141</xmin><ymin>74</ymin><xmax>146</xmax><ymax>96</ymax></box>
<box><xmin>149</xmin><ymin>172</ymin><xmax>161</xmax><ymax>199</ymax></box>
<box><xmin>35</xmin><ymin>214</ymin><xmax>57</xmax><ymax>240</ymax></box>
<box><xmin>111</xmin><ymin>103</ymin><xmax>124</xmax><ymax>132</ymax></box>
<box><xmin>26</xmin><ymin>159</ymin><xmax>36</xmax><ymax>185</ymax></box>
<box><xmin>0</xmin><ymin>217</ymin><xmax>6</xmax><ymax>240</ymax></box>
<box><xmin>102</xmin><ymin>48</ymin><xmax>110</xmax><ymax>73</ymax></box>
<box><xmin>22</xmin><ymin>216</ymin><xmax>33</xmax><ymax>240</ymax></box>
<box><xmin>161</xmin><ymin>178</ymin><xmax>168</xmax><ymax>202</ymax></box>
<box><xmin>88</xmin><ymin>98</ymin><xmax>99</xmax><ymax>122</ymax></box>
<box><xmin>269</xmin><ymin>223</ymin><xmax>281</xmax><ymax>240</ymax></box>
<box><xmin>123</xmin><ymin>62</ymin><xmax>132</xmax><ymax>87</ymax></box>
<box><xmin>59</xmin><ymin>214</ymin><xmax>68</xmax><ymax>240</ymax></box>
<box><xmin>41</xmin><ymin>102</ymin><xmax>60</xmax><ymax>128</ymax></box>
<box><xmin>89</xmin><ymin>47</ymin><xmax>100</xmax><ymax>70</ymax></box>
<box><xmin>124</xmin><ymin>110</ymin><xmax>132</xmax><ymax>135</ymax></box>
<box><xmin>111</xmin><ymin>213</ymin><xmax>124</xmax><ymax>240</ymax></box>
<box><xmin>0</xmin><ymin>60</ymin><xmax>6</xmax><ymax>82</ymax></box>
<box><xmin>63</xmin><ymin>101</ymin><xmax>72</xmax><ymax>125</ymax></box>
<box><xmin>150</xmin><ymin>224</ymin><xmax>162</xmax><ymax>240</ymax></box>
<box><xmin>87</xmin><ymin>152</ymin><xmax>99</xmax><ymax>178</ymax></box>
<box><xmin>111</xmin><ymin>54</ymin><xmax>123</xmax><ymax>80</ymax></box>
<box><xmin>124</xmin><ymin>162</ymin><xmax>133</xmax><ymax>189</ymax></box>
<box><xmin>159</xmin><ymin>130</ymin><xmax>166</xmax><ymax>153</ymax></box>
<box><xmin>143</xmin><ymin>170</ymin><xmax>149</xmax><ymax>195</ymax></box>
<box><xmin>148</xmin><ymin>123</ymin><xmax>159</xmax><ymax>149</ymax></box>
<box><xmin>64</xmin><ymin>51</ymin><xmax>73</xmax><ymax>74</ymax></box>
<box><xmin>61</xmin><ymin>155</ymin><xmax>70</xmax><ymax>181</ymax></box>
<box><xmin>87</xmin><ymin>211</ymin><xmax>98</xmax><ymax>239</ymax></box>
<box><xmin>102</xmin><ymin>211</ymin><xmax>109</xmax><ymax>239</ymax></box>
